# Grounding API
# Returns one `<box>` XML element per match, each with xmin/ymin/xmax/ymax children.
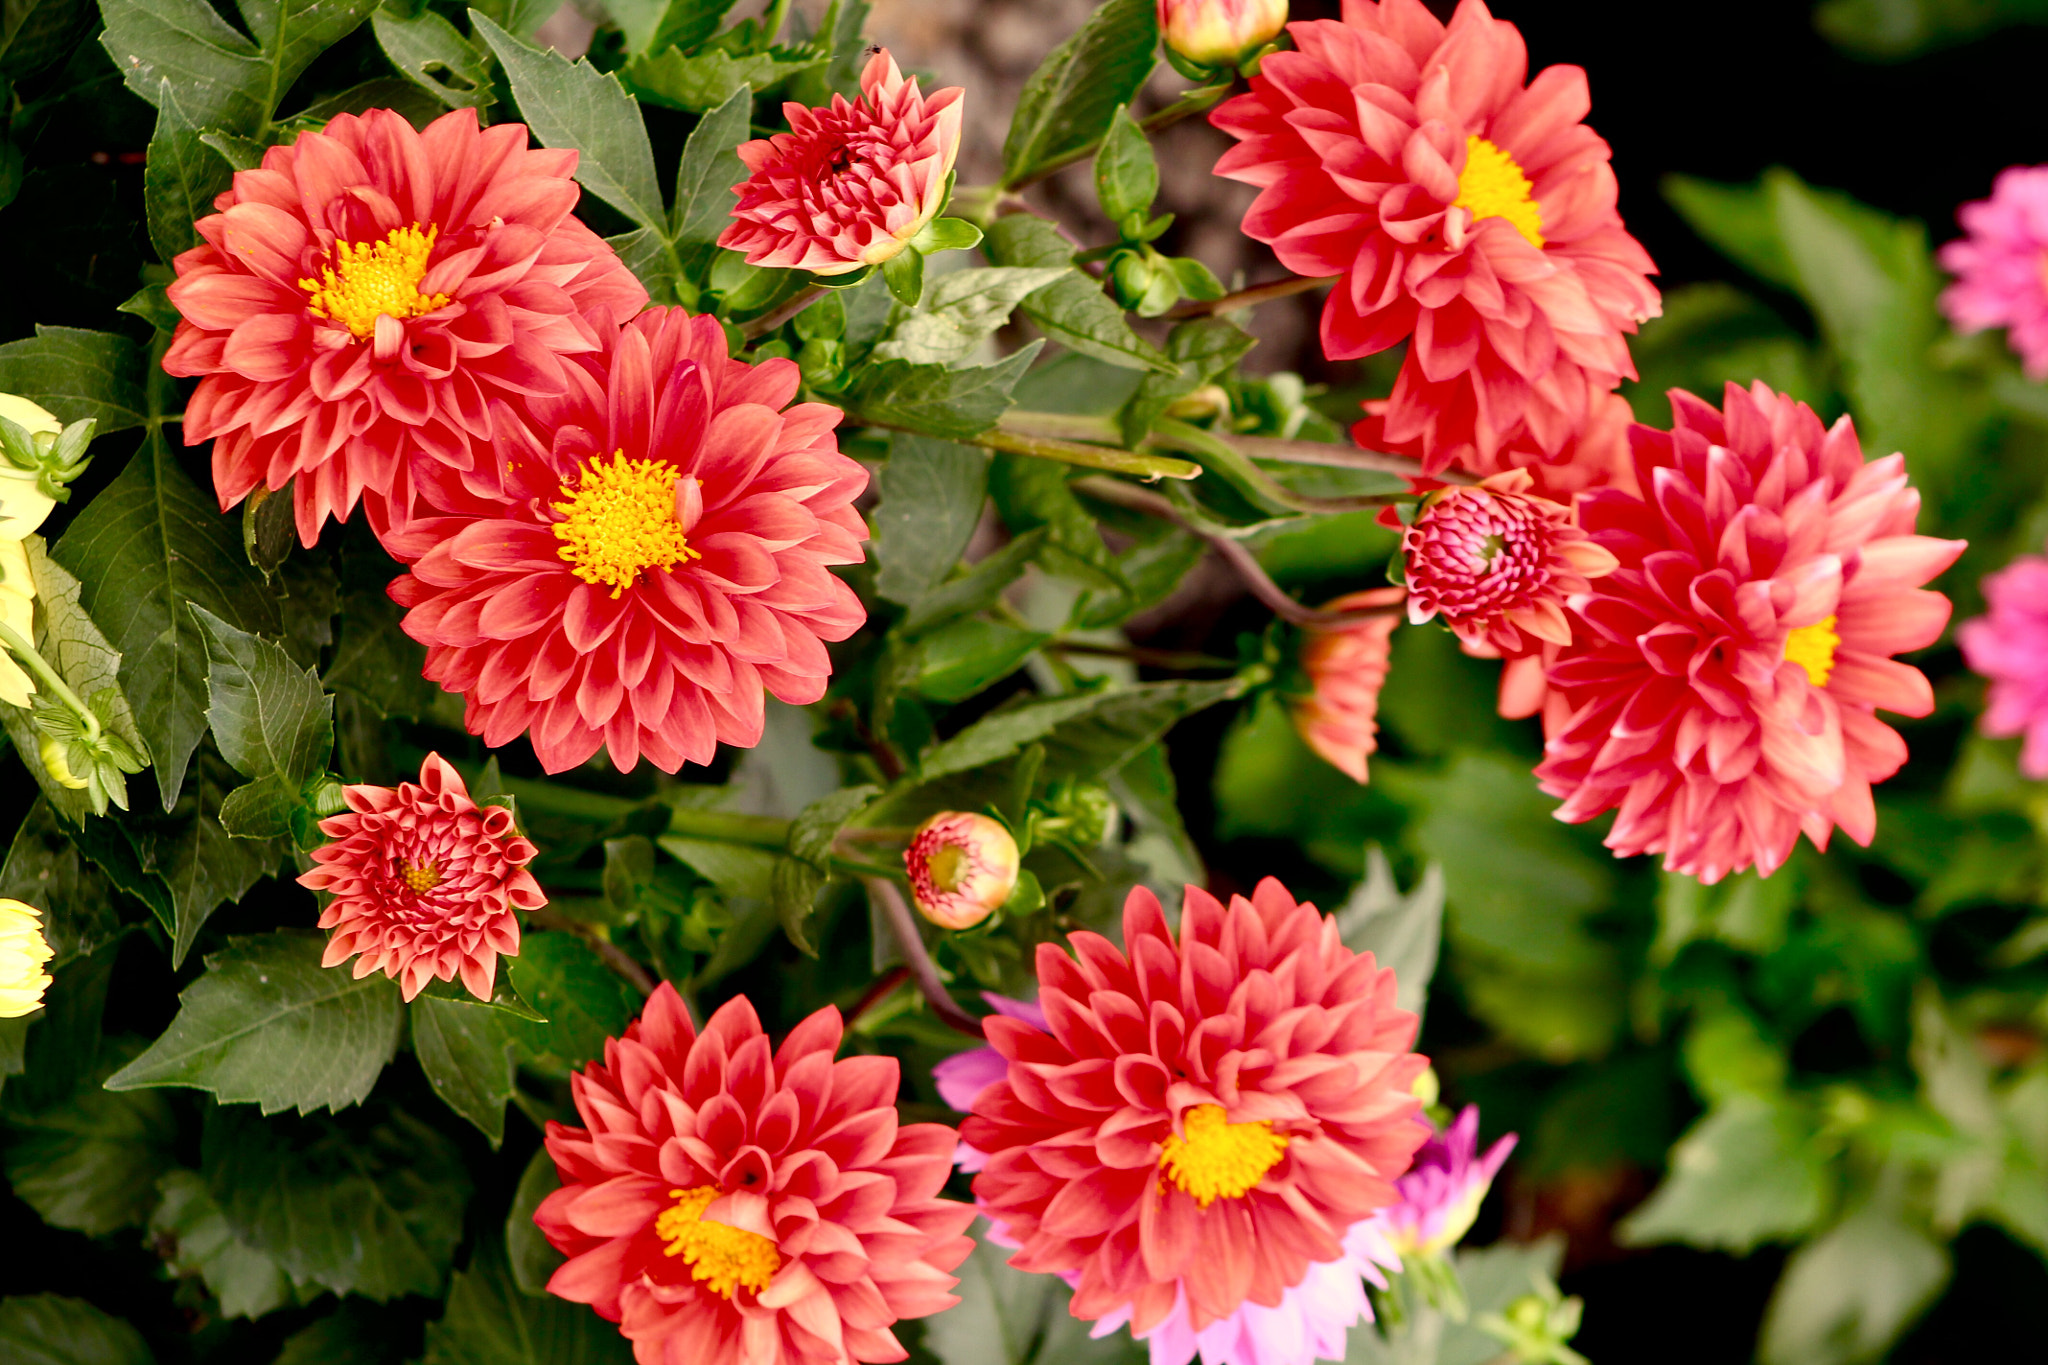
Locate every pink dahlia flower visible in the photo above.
<box><xmin>904</xmin><ymin>812</ymin><xmax>1020</xmax><ymax>930</ymax></box>
<box><xmin>1538</xmin><ymin>383</ymin><xmax>1967</xmax><ymax>883</ymax></box>
<box><xmin>1403</xmin><ymin>469</ymin><xmax>1617</xmax><ymax>655</ymax></box>
<box><xmin>1355</xmin><ymin>379</ymin><xmax>1641</xmax><ymax>501</ymax></box>
<box><xmin>1375</xmin><ymin>1106</ymin><xmax>1514</xmax><ymax>1259</ymax></box>
<box><xmin>933</xmin><ymin>994</ymin><xmax>1049</xmax><ymax>1175</ymax></box>
<box><xmin>1211</xmin><ymin>0</ymin><xmax>1659</xmax><ymax>476</ymax></box>
<box><xmin>385</xmin><ymin>307</ymin><xmax>868</xmax><ymax>775</ymax></box>
<box><xmin>1959</xmin><ymin>554</ymin><xmax>2048</xmax><ymax>777</ymax></box>
<box><xmin>164</xmin><ymin>107</ymin><xmax>648</xmax><ymax>546</ymax></box>
<box><xmin>720</xmin><ymin>50</ymin><xmax>964</xmax><ymax>276</ymax></box>
<box><xmin>1939</xmin><ymin>165</ymin><xmax>2048</xmax><ymax>378</ymax></box>
<box><xmin>961</xmin><ymin>878</ymin><xmax>1429</xmax><ymax>1338</ymax></box>
<box><xmin>1289</xmin><ymin>588</ymin><xmax>1405</xmax><ymax>784</ymax></box>
<box><xmin>536</xmin><ymin>987</ymin><xmax>977</xmax><ymax>1365</ymax></box>
<box><xmin>297</xmin><ymin>752</ymin><xmax>541</xmax><ymax>1001</ymax></box>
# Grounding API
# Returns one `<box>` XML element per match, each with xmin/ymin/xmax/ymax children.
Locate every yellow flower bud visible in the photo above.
<box><xmin>1159</xmin><ymin>0</ymin><xmax>1288</xmax><ymax>70</ymax></box>
<box><xmin>0</xmin><ymin>898</ymin><xmax>54</xmax><ymax>1018</ymax></box>
<box><xmin>40</xmin><ymin>734</ymin><xmax>88</xmax><ymax>789</ymax></box>
<box><xmin>0</xmin><ymin>537</ymin><xmax>36</xmax><ymax>709</ymax></box>
<box><xmin>904</xmin><ymin>812</ymin><xmax>1020</xmax><ymax>930</ymax></box>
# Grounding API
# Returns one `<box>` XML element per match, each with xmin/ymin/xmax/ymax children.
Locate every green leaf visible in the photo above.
<box><xmin>118</xmin><ymin>283</ymin><xmax>184</xmax><ymax>335</ymax></box>
<box><xmin>1105</xmin><ymin>743</ymin><xmax>1203</xmax><ymax>894</ymax></box>
<box><xmin>191</xmin><ymin>603</ymin><xmax>333</xmax><ymax>787</ymax></box>
<box><xmin>847</xmin><ymin>342</ymin><xmax>1042</xmax><ymax>442</ymax></box>
<box><xmin>134</xmin><ymin>748</ymin><xmax>286</xmax><ymax>968</ymax></box>
<box><xmin>474</xmin><ymin>12</ymin><xmax>667</xmax><ymax>233</ymax></box>
<box><xmin>604</xmin><ymin>226</ymin><xmax>688</xmax><ymax>307</ymax></box>
<box><xmin>423</xmin><ymin>1235</ymin><xmax>635</xmax><ymax>1364</ymax></box>
<box><xmin>273</xmin><ymin>1302</ymin><xmax>411</xmax><ymax>1365</ymax></box>
<box><xmin>1332</xmin><ymin>845</ymin><xmax>1444</xmax><ymax>1021</ymax></box>
<box><xmin>293</xmin><ymin>74</ymin><xmax>462</xmax><ymax>128</ymax></box>
<box><xmin>1000</xmin><ymin>0</ymin><xmax>1157</xmax><ymax>188</ymax></box>
<box><xmin>920</xmin><ymin>1223</ymin><xmax>1141</xmax><ymax>1365</ymax></box>
<box><xmin>983</xmin><ymin>214</ymin><xmax>1172</xmax><ymax>374</ymax></box>
<box><xmin>55</xmin><ymin>432</ymin><xmax>281</xmax><ymax>808</ymax></box>
<box><xmin>144</xmin><ymin>80</ymin><xmax>233</xmax><ymax>264</ymax></box>
<box><xmin>506</xmin><ymin>1145</ymin><xmax>563</xmax><ymax>1296</ymax></box>
<box><xmin>913</xmin><ymin>217</ymin><xmax>984</xmax><ymax>255</ymax></box>
<box><xmin>625</xmin><ymin>43</ymin><xmax>824</xmax><ymax>113</ymax></box>
<box><xmin>1119</xmin><ymin>316</ymin><xmax>1255</xmax><ymax>446</ymax></box>
<box><xmin>896</xmin><ymin>530</ymin><xmax>1044</xmax><ymax>638</ymax></box>
<box><xmin>3</xmin><ymin>1039</ymin><xmax>176</xmax><ymax>1236</ymax></box>
<box><xmin>776</xmin><ymin>784</ymin><xmax>878</xmax><ymax>952</ymax></box>
<box><xmin>98</xmin><ymin>0</ymin><xmax>381</xmax><ymax>134</ymax></box>
<box><xmin>638</xmin><ymin>0</ymin><xmax>737</xmax><ymax>55</ymax></box>
<box><xmin>989</xmin><ymin>453</ymin><xmax>1122</xmax><ymax>591</ymax></box>
<box><xmin>502</xmin><ymin>931</ymin><xmax>641</xmax><ymax>1077</ymax></box>
<box><xmin>107</xmin><ymin>930</ymin><xmax>404</xmax><ymax>1114</ymax></box>
<box><xmin>914</xmin><ymin>619</ymin><xmax>1048</xmax><ymax>703</ymax></box>
<box><xmin>0</xmin><ymin>798</ymin><xmax>122</xmax><ymax>964</ymax></box>
<box><xmin>373</xmin><ymin>6</ymin><xmax>492</xmax><ymax>109</ymax></box>
<box><xmin>410</xmin><ymin>994</ymin><xmax>517</xmax><ymax>1146</ymax></box>
<box><xmin>1758</xmin><ymin>1203</ymin><xmax>1950</xmax><ymax>1365</ymax></box>
<box><xmin>919</xmin><ymin>680</ymin><xmax>1237</xmax><ymax>784</ymax></box>
<box><xmin>0</xmin><ymin>326</ymin><xmax>146</xmax><ymax>432</ymax></box>
<box><xmin>0</xmin><ymin>1295</ymin><xmax>154</xmax><ymax>1365</ymax></box>
<box><xmin>1093</xmin><ymin>104</ymin><xmax>1156</xmax><ymax>225</ymax></box>
<box><xmin>1664</xmin><ymin>173</ymin><xmax>1799</xmax><ymax>291</ymax></box>
<box><xmin>1618</xmin><ymin>1094</ymin><xmax>1833</xmax><ymax>1253</ymax></box>
<box><xmin>150</xmin><ymin>1168</ymin><xmax>302</xmax><ymax>1319</ymax></box>
<box><xmin>873</xmin><ymin>267</ymin><xmax>1070</xmax><ymax>367</ymax></box>
<box><xmin>323</xmin><ymin>575</ymin><xmax>435</xmax><ymax>719</ymax></box>
<box><xmin>872</xmin><ymin>433</ymin><xmax>987</xmax><ymax>608</ymax></box>
<box><xmin>1</xmin><ymin>0</ymin><xmax>97</xmax><ymax>80</ymax></box>
<box><xmin>669</xmin><ymin>85</ymin><xmax>751</xmax><ymax>245</ymax></box>
<box><xmin>883</xmin><ymin>243</ymin><xmax>925</xmax><ymax>307</ymax></box>
<box><xmin>203</xmin><ymin>1100</ymin><xmax>470</xmax><ymax>1300</ymax></box>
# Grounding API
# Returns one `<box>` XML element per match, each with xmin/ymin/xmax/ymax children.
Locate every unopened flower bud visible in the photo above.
<box><xmin>0</xmin><ymin>394</ymin><xmax>62</xmax><ymax>541</ymax></box>
<box><xmin>904</xmin><ymin>812</ymin><xmax>1020</xmax><ymax>930</ymax></box>
<box><xmin>0</xmin><ymin>898</ymin><xmax>54</xmax><ymax>1018</ymax></box>
<box><xmin>1159</xmin><ymin>0</ymin><xmax>1288</xmax><ymax>71</ymax></box>
<box><xmin>39</xmin><ymin>734</ymin><xmax>87</xmax><ymax>790</ymax></box>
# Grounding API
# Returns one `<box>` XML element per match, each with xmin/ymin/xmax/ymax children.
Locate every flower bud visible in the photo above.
<box><xmin>0</xmin><ymin>394</ymin><xmax>62</xmax><ymax>541</ymax></box>
<box><xmin>1159</xmin><ymin>0</ymin><xmax>1288</xmax><ymax>71</ymax></box>
<box><xmin>904</xmin><ymin>812</ymin><xmax>1020</xmax><ymax>930</ymax></box>
<box><xmin>0</xmin><ymin>898</ymin><xmax>54</xmax><ymax>1018</ymax></box>
<box><xmin>39</xmin><ymin>735</ymin><xmax>88</xmax><ymax>790</ymax></box>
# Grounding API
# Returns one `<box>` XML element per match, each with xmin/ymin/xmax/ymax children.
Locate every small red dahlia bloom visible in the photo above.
<box><xmin>297</xmin><ymin>752</ymin><xmax>540</xmax><ymax>1001</ymax></box>
<box><xmin>535</xmin><ymin>987</ymin><xmax>976</xmax><ymax>1365</ymax></box>
<box><xmin>1289</xmin><ymin>588</ymin><xmax>1404</xmax><ymax>784</ymax></box>
<box><xmin>1537</xmin><ymin>383</ymin><xmax>1966</xmax><ymax>883</ymax></box>
<box><xmin>720</xmin><ymin>50</ymin><xmax>964</xmax><ymax>276</ymax></box>
<box><xmin>960</xmin><ymin>878</ymin><xmax>1427</xmax><ymax>1337</ymax></box>
<box><xmin>164</xmin><ymin>107</ymin><xmax>648</xmax><ymax>547</ymax></box>
<box><xmin>1212</xmin><ymin>0</ymin><xmax>1659</xmax><ymax>475</ymax></box>
<box><xmin>386</xmin><ymin>307</ymin><xmax>868</xmax><ymax>775</ymax></box>
<box><xmin>1403</xmin><ymin>469</ymin><xmax>1617</xmax><ymax>655</ymax></box>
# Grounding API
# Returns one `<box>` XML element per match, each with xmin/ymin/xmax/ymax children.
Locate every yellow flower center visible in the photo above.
<box><xmin>1454</xmin><ymin>135</ymin><xmax>1544</xmax><ymax>249</ymax></box>
<box><xmin>926</xmin><ymin>844</ymin><xmax>969</xmax><ymax>893</ymax></box>
<box><xmin>1157</xmin><ymin>1104</ymin><xmax>1289</xmax><ymax>1208</ymax></box>
<box><xmin>1784</xmin><ymin>615</ymin><xmax>1841</xmax><ymax>688</ymax></box>
<box><xmin>551</xmin><ymin>452</ymin><xmax>702</xmax><ymax>599</ymax></box>
<box><xmin>301</xmin><ymin>224</ymin><xmax>453</xmax><ymax>339</ymax></box>
<box><xmin>400</xmin><ymin>862</ymin><xmax>442</xmax><ymax>894</ymax></box>
<box><xmin>654</xmin><ymin>1186</ymin><xmax>782</xmax><ymax>1299</ymax></box>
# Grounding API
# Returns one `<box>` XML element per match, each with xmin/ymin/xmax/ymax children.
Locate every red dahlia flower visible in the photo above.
<box><xmin>1355</xmin><ymin>378</ymin><xmax>1640</xmax><ymax>501</ymax></box>
<box><xmin>720</xmin><ymin>50</ymin><xmax>964</xmax><ymax>276</ymax></box>
<box><xmin>960</xmin><ymin>879</ymin><xmax>1428</xmax><ymax>1338</ymax></box>
<box><xmin>297</xmin><ymin>752</ymin><xmax>540</xmax><ymax>1001</ymax></box>
<box><xmin>1212</xmin><ymin>0</ymin><xmax>1659</xmax><ymax>475</ymax></box>
<box><xmin>1289</xmin><ymin>588</ymin><xmax>1404</xmax><ymax>784</ymax></box>
<box><xmin>1538</xmin><ymin>383</ymin><xmax>1966</xmax><ymax>883</ymax></box>
<box><xmin>535</xmin><ymin>987</ymin><xmax>976</xmax><ymax>1365</ymax></box>
<box><xmin>163</xmin><ymin>107</ymin><xmax>647</xmax><ymax>547</ymax></box>
<box><xmin>385</xmin><ymin>307</ymin><xmax>868</xmax><ymax>775</ymax></box>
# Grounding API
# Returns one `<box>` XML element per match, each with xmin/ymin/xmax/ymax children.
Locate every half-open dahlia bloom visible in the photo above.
<box><xmin>1960</xmin><ymin>552</ymin><xmax>2048</xmax><ymax>777</ymax></box>
<box><xmin>1939</xmin><ymin>165</ymin><xmax>2048</xmax><ymax>378</ymax></box>
<box><xmin>905</xmin><ymin>812</ymin><xmax>1020</xmax><ymax>930</ymax></box>
<box><xmin>1289</xmin><ymin>588</ymin><xmax>1404</xmax><ymax>784</ymax></box>
<box><xmin>297</xmin><ymin>752</ymin><xmax>540</xmax><ymax>1001</ymax></box>
<box><xmin>535</xmin><ymin>987</ymin><xmax>976</xmax><ymax>1365</ymax></box>
<box><xmin>720</xmin><ymin>50</ymin><xmax>964</xmax><ymax>276</ymax></box>
<box><xmin>1537</xmin><ymin>383</ymin><xmax>1966</xmax><ymax>883</ymax></box>
<box><xmin>1403</xmin><ymin>469</ymin><xmax>1617</xmax><ymax>654</ymax></box>
<box><xmin>1375</xmin><ymin>1106</ymin><xmax>1514</xmax><ymax>1260</ymax></box>
<box><xmin>1212</xmin><ymin>0</ymin><xmax>1658</xmax><ymax>475</ymax></box>
<box><xmin>385</xmin><ymin>307</ymin><xmax>868</xmax><ymax>774</ymax></box>
<box><xmin>961</xmin><ymin>878</ymin><xmax>1428</xmax><ymax>1346</ymax></box>
<box><xmin>164</xmin><ymin>106</ymin><xmax>648</xmax><ymax>545</ymax></box>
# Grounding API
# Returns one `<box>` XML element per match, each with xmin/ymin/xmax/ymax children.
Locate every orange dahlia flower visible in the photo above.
<box><xmin>1538</xmin><ymin>383</ymin><xmax>1966</xmax><ymax>883</ymax></box>
<box><xmin>385</xmin><ymin>308</ymin><xmax>868</xmax><ymax>774</ymax></box>
<box><xmin>1289</xmin><ymin>587</ymin><xmax>1404</xmax><ymax>784</ymax></box>
<box><xmin>297</xmin><ymin>752</ymin><xmax>541</xmax><ymax>1001</ymax></box>
<box><xmin>1212</xmin><ymin>0</ymin><xmax>1659</xmax><ymax>476</ymax></box>
<box><xmin>164</xmin><ymin>107</ymin><xmax>648</xmax><ymax>546</ymax></box>
<box><xmin>535</xmin><ymin>987</ymin><xmax>977</xmax><ymax>1365</ymax></box>
<box><xmin>720</xmin><ymin>50</ymin><xmax>964</xmax><ymax>276</ymax></box>
<box><xmin>960</xmin><ymin>879</ymin><xmax>1428</xmax><ymax>1339</ymax></box>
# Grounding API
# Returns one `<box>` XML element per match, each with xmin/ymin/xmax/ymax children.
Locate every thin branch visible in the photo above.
<box><xmin>1167</xmin><ymin>273</ymin><xmax>1337</xmax><ymax>320</ymax></box>
<box><xmin>863</xmin><ymin>878</ymin><xmax>985</xmax><ymax>1038</ymax></box>
<box><xmin>846</xmin><ymin>965</ymin><xmax>911</xmax><ymax>1030</ymax></box>
<box><xmin>996</xmin><ymin>411</ymin><xmax>1477</xmax><ymax>485</ymax></box>
<box><xmin>526</xmin><ymin>907</ymin><xmax>657</xmax><ymax>998</ymax></box>
<box><xmin>1044</xmin><ymin>640</ymin><xmax>1237</xmax><ymax>671</ymax></box>
<box><xmin>741</xmin><ymin>283</ymin><xmax>829</xmax><ymax>340</ymax></box>
<box><xmin>973</xmin><ymin>428</ymin><xmax>1200</xmax><ymax>481</ymax></box>
<box><xmin>1152</xmin><ymin>418</ymin><xmax>1410</xmax><ymax>514</ymax></box>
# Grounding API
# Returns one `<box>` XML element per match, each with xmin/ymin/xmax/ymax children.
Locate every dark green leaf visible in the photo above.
<box><xmin>873</xmin><ymin>267</ymin><xmax>1068</xmax><ymax>367</ymax></box>
<box><xmin>983</xmin><ymin>214</ymin><xmax>1172</xmax><ymax>373</ymax></box>
<box><xmin>1665</xmin><ymin>173</ymin><xmax>1799</xmax><ymax>292</ymax></box>
<box><xmin>410</xmin><ymin>995</ymin><xmax>516</xmax><ymax>1146</ymax></box>
<box><xmin>604</xmin><ymin>226</ymin><xmax>689</xmax><ymax>307</ymax></box>
<box><xmin>1119</xmin><ymin>316</ymin><xmax>1254</xmax><ymax>446</ymax></box>
<box><xmin>625</xmin><ymin>43</ymin><xmax>823</xmax><ymax>113</ymax></box>
<box><xmin>503</xmin><ymin>931</ymin><xmax>641</xmax><ymax>1077</ymax></box>
<box><xmin>0</xmin><ymin>1295</ymin><xmax>154</xmax><ymax>1365</ymax></box>
<box><xmin>150</xmin><ymin>1169</ymin><xmax>302</xmax><ymax>1319</ymax></box>
<box><xmin>670</xmin><ymin>86</ymin><xmax>750</xmax><ymax>245</ymax></box>
<box><xmin>0</xmin><ymin>798</ymin><xmax>122</xmax><ymax>963</ymax></box>
<box><xmin>897</xmin><ymin>529</ymin><xmax>1044</xmax><ymax>637</ymax></box>
<box><xmin>106</xmin><ymin>930</ymin><xmax>404</xmax><ymax>1114</ymax></box>
<box><xmin>130</xmin><ymin>748</ymin><xmax>284</xmax><ymax>968</ymax></box>
<box><xmin>424</xmin><ymin>1235</ymin><xmax>635</xmax><ymax>1364</ymax></box>
<box><xmin>1093</xmin><ymin>104</ymin><xmax>1156</xmax><ymax>225</ymax></box>
<box><xmin>291</xmin><ymin>75</ymin><xmax>454</xmax><ymax>127</ymax></box>
<box><xmin>272</xmin><ymin>1302</ymin><xmax>412</xmax><ymax>1365</ymax></box>
<box><xmin>98</xmin><ymin>0</ymin><xmax>381</xmax><ymax>134</ymax></box>
<box><xmin>1618</xmin><ymin>1095</ymin><xmax>1832</xmax><ymax>1253</ymax></box>
<box><xmin>847</xmin><ymin>342</ymin><xmax>1042</xmax><ymax>442</ymax></box>
<box><xmin>775</xmin><ymin>784</ymin><xmax>876</xmax><ymax>952</ymax></box>
<box><xmin>1</xmin><ymin>0</ymin><xmax>97</xmax><ymax>80</ymax></box>
<box><xmin>988</xmin><ymin>453</ymin><xmax>1121</xmax><ymax>591</ymax></box>
<box><xmin>872</xmin><ymin>433</ymin><xmax>987</xmax><ymax>608</ymax></box>
<box><xmin>641</xmin><ymin>0</ymin><xmax>736</xmax><ymax>55</ymax></box>
<box><xmin>373</xmin><ymin>6</ymin><xmax>492</xmax><ymax>110</ymax></box>
<box><xmin>1105</xmin><ymin>742</ymin><xmax>1203</xmax><ymax>892</ymax></box>
<box><xmin>118</xmin><ymin>283</ymin><xmax>183</xmax><ymax>334</ymax></box>
<box><xmin>215</xmin><ymin>772</ymin><xmax>300</xmax><ymax>839</ymax></box>
<box><xmin>919</xmin><ymin>680</ymin><xmax>1237</xmax><ymax>783</ymax></box>
<box><xmin>1000</xmin><ymin>0</ymin><xmax>1157</xmax><ymax>188</ymax></box>
<box><xmin>241</xmin><ymin>483</ymin><xmax>297</xmax><ymax>578</ymax></box>
<box><xmin>323</xmin><ymin>576</ymin><xmax>435</xmax><ymax>720</ymax></box>
<box><xmin>920</xmin><ymin>1223</ymin><xmax>1141</xmax><ymax>1365</ymax></box>
<box><xmin>507</xmin><ymin>1145</ymin><xmax>563</xmax><ymax>1296</ymax></box>
<box><xmin>2</xmin><ymin>1038</ymin><xmax>176</xmax><ymax>1236</ymax></box>
<box><xmin>191</xmin><ymin>603</ymin><xmax>333</xmax><ymax>787</ymax></box>
<box><xmin>0</xmin><ymin>326</ymin><xmax>146</xmax><ymax>431</ymax></box>
<box><xmin>1331</xmin><ymin>845</ymin><xmax>1444</xmax><ymax>1021</ymax></box>
<box><xmin>913</xmin><ymin>619</ymin><xmax>1046</xmax><ymax>702</ymax></box>
<box><xmin>883</xmin><ymin>242</ymin><xmax>924</xmax><ymax>307</ymax></box>
<box><xmin>143</xmin><ymin>80</ymin><xmax>233</xmax><ymax>265</ymax></box>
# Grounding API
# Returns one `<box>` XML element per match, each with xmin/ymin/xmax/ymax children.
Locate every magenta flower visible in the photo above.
<box><xmin>1376</xmin><ymin>1106</ymin><xmax>1515</xmax><ymax>1259</ymax></box>
<box><xmin>1940</xmin><ymin>165</ymin><xmax>2048</xmax><ymax>377</ymax></box>
<box><xmin>1960</xmin><ymin>553</ymin><xmax>2048</xmax><ymax>777</ymax></box>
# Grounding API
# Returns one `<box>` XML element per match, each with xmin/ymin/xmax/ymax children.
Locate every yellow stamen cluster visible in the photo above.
<box><xmin>654</xmin><ymin>1186</ymin><xmax>782</xmax><ymax>1298</ymax></box>
<box><xmin>1784</xmin><ymin>615</ymin><xmax>1841</xmax><ymax>688</ymax></box>
<box><xmin>551</xmin><ymin>452</ymin><xmax>702</xmax><ymax>598</ymax></box>
<box><xmin>1158</xmin><ymin>1104</ymin><xmax>1289</xmax><ymax>1208</ymax></box>
<box><xmin>301</xmin><ymin>224</ymin><xmax>452</xmax><ymax>339</ymax></box>
<box><xmin>1454</xmin><ymin>135</ymin><xmax>1545</xmax><ymax>249</ymax></box>
<box><xmin>400</xmin><ymin>862</ymin><xmax>443</xmax><ymax>894</ymax></box>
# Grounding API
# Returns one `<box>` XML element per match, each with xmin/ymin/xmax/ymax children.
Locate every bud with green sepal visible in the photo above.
<box><xmin>1159</xmin><ymin>0</ymin><xmax>1289</xmax><ymax>80</ymax></box>
<box><xmin>0</xmin><ymin>394</ymin><xmax>96</xmax><ymax>540</ymax></box>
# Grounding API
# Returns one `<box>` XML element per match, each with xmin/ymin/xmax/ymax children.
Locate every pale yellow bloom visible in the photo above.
<box><xmin>0</xmin><ymin>538</ymin><xmax>35</xmax><ymax>709</ymax></box>
<box><xmin>0</xmin><ymin>898</ymin><xmax>54</xmax><ymax>1018</ymax></box>
<box><xmin>0</xmin><ymin>395</ymin><xmax>60</xmax><ymax>541</ymax></box>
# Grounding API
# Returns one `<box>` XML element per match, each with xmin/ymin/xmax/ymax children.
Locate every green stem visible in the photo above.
<box><xmin>1002</xmin><ymin>81</ymin><xmax>1236</xmax><ymax>191</ymax></box>
<box><xmin>741</xmin><ymin>283</ymin><xmax>829</xmax><ymax>340</ymax></box>
<box><xmin>1166</xmin><ymin>273</ymin><xmax>1337</xmax><ymax>320</ymax></box>
<box><xmin>0</xmin><ymin>620</ymin><xmax>99</xmax><ymax>743</ymax></box>
<box><xmin>666</xmin><ymin>806</ymin><xmax>793</xmax><ymax>848</ymax></box>
<box><xmin>971</xmin><ymin>427</ymin><xmax>1200</xmax><ymax>481</ymax></box>
<box><xmin>1152</xmin><ymin>418</ymin><xmax>1410</xmax><ymax>513</ymax></box>
<box><xmin>757</xmin><ymin>0</ymin><xmax>793</xmax><ymax>47</ymax></box>
<box><xmin>997</xmin><ymin>411</ymin><xmax>1477</xmax><ymax>485</ymax></box>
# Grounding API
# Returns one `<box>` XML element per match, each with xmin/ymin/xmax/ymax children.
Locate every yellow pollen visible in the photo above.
<box><xmin>551</xmin><ymin>451</ymin><xmax>701</xmax><ymax>598</ymax></box>
<box><xmin>1157</xmin><ymin>1104</ymin><xmax>1289</xmax><ymax>1208</ymax></box>
<box><xmin>1454</xmin><ymin>135</ymin><xmax>1544</xmax><ymax>249</ymax></box>
<box><xmin>300</xmin><ymin>224</ymin><xmax>452</xmax><ymax>339</ymax></box>
<box><xmin>1784</xmin><ymin>615</ymin><xmax>1841</xmax><ymax>688</ymax></box>
<box><xmin>399</xmin><ymin>862</ymin><xmax>442</xmax><ymax>893</ymax></box>
<box><xmin>654</xmin><ymin>1187</ymin><xmax>782</xmax><ymax>1299</ymax></box>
